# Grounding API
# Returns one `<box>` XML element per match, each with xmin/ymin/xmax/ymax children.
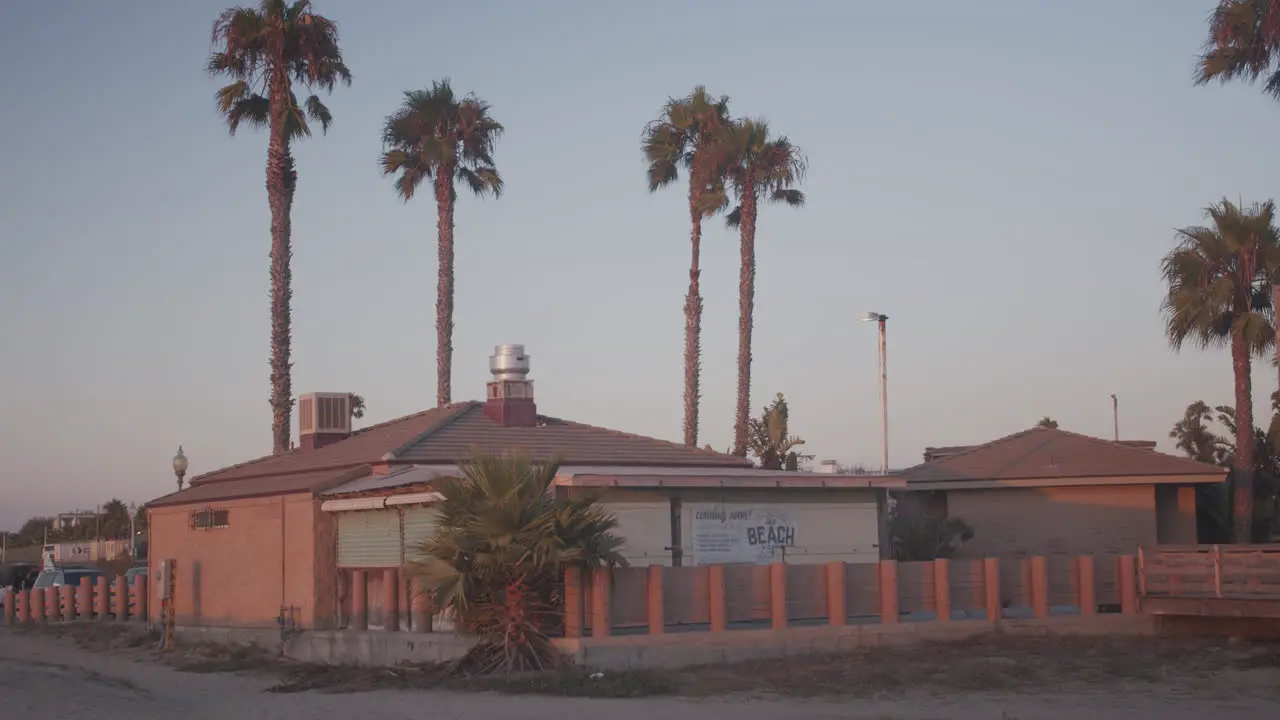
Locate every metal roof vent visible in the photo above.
<box><xmin>490</xmin><ymin>344</ymin><xmax>530</xmax><ymax>381</ymax></box>
<box><xmin>484</xmin><ymin>345</ymin><xmax>536</xmax><ymax>427</ymax></box>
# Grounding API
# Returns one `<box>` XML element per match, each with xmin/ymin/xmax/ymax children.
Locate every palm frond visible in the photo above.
<box><xmin>305</xmin><ymin>94</ymin><xmax>332</xmax><ymax>133</ymax></box>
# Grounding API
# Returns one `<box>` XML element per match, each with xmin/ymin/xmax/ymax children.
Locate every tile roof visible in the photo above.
<box><xmin>148</xmin><ymin>401</ymin><xmax>749</xmax><ymax>507</ymax></box>
<box><xmin>389</xmin><ymin>403</ymin><xmax>753</xmax><ymax>467</ymax></box>
<box><xmin>901</xmin><ymin>427</ymin><xmax>1227</xmax><ymax>485</ymax></box>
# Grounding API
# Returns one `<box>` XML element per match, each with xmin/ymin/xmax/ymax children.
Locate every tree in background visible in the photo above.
<box><xmin>99</xmin><ymin>500</ymin><xmax>131</xmax><ymax>540</ymax></box>
<box><xmin>209</xmin><ymin>0</ymin><xmax>352</xmax><ymax>453</ymax></box>
<box><xmin>1161</xmin><ymin>199</ymin><xmax>1280</xmax><ymax>542</ymax></box>
<box><xmin>711</xmin><ymin>119</ymin><xmax>806</xmax><ymax>456</ymax></box>
<box><xmin>1196</xmin><ymin>1</ymin><xmax>1280</xmax><ymax>96</ymax></box>
<box><xmin>349</xmin><ymin>393</ymin><xmax>365</xmax><ymax>420</ymax></box>
<box><xmin>381</xmin><ymin>80</ymin><xmax>503</xmax><ymax>407</ymax></box>
<box><xmin>889</xmin><ymin>492</ymin><xmax>975</xmax><ymax>562</ymax></box>
<box><xmin>1036</xmin><ymin>417</ymin><xmax>1059</xmax><ymax>429</ymax></box>
<box><xmin>747</xmin><ymin>393</ymin><xmax>813</xmax><ymax>470</ymax></box>
<box><xmin>407</xmin><ymin>455</ymin><xmax>624</xmax><ymax>674</ymax></box>
<box><xmin>642</xmin><ymin>87</ymin><xmax>733</xmax><ymax>448</ymax></box>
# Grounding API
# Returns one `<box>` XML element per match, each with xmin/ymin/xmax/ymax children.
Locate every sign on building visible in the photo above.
<box><xmin>689</xmin><ymin>504</ymin><xmax>797</xmax><ymax>565</ymax></box>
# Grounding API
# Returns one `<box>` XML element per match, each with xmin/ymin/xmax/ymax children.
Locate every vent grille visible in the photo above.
<box><xmin>299</xmin><ymin>392</ymin><xmax>351</xmax><ymax>435</ymax></box>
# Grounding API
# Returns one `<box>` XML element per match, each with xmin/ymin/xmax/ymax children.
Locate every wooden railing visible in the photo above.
<box><xmin>1138</xmin><ymin>545</ymin><xmax>1280</xmax><ymax>599</ymax></box>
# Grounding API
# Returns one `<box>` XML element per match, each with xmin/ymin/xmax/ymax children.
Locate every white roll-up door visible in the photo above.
<box><xmin>602</xmin><ymin>502</ymin><xmax>673</xmax><ymax>566</ymax></box>
<box><xmin>337</xmin><ymin>510</ymin><xmax>401</xmax><ymax>567</ymax></box>
<box><xmin>400</xmin><ymin>506</ymin><xmax>439</xmax><ymax>564</ymax></box>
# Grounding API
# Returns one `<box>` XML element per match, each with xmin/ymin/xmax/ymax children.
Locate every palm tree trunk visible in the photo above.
<box><xmin>1230</xmin><ymin>330</ymin><xmax>1256</xmax><ymax>543</ymax></box>
<box><xmin>434</xmin><ymin>169</ymin><xmax>456</xmax><ymax>407</ymax></box>
<box><xmin>682</xmin><ymin>193</ymin><xmax>703</xmax><ymax>447</ymax></box>
<box><xmin>266</xmin><ymin>77</ymin><xmax>296</xmax><ymax>455</ymax></box>
<box><xmin>732</xmin><ymin>190</ymin><xmax>758</xmax><ymax>457</ymax></box>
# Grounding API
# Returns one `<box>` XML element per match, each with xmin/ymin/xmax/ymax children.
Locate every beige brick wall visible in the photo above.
<box><xmin>945</xmin><ymin>485</ymin><xmax>1157</xmax><ymax>558</ymax></box>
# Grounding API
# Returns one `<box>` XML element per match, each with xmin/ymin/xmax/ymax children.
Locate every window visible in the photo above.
<box><xmin>190</xmin><ymin>508</ymin><xmax>230</xmax><ymax>530</ymax></box>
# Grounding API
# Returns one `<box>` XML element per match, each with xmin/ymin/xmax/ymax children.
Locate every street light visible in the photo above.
<box><xmin>860</xmin><ymin>312</ymin><xmax>889</xmax><ymax>474</ymax></box>
<box><xmin>172</xmin><ymin>446</ymin><xmax>188</xmax><ymax>491</ymax></box>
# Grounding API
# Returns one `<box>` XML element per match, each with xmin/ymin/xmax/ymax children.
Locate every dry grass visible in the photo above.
<box><xmin>13</xmin><ymin>624</ymin><xmax>1280</xmax><ymax>700</ymax></box>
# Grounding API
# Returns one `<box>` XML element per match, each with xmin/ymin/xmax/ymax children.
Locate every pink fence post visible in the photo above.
<box><xmin>114</xmin><ymin>577</ymin><xmax>128</xmax><ymax>620</ymax></box>
<box><xmin>1029</xmin><ymin>556</ymin><xmax>1050</xmax><ymax>618</ymax></box>
<box><xmin>933</xmin><ymin>559</ymin><xmax>952</xmax><ymax>622</ymax></box>
<box><xmin>2</xmin><ymin>588</ymin><xmax>13</xmax><ymax>626</ymax></box>
<box><xmin>983</xmin><ymin>558</ymin><xmax>1001</xmax><ymax>623</ymax></box>
<box><xmin>351</xmin><ymin>570</ymin><xmax>368</xmax><ymax>631</ymax></box>
<box><xmin>134</xmin><ymin>576</ymin><xmax>149</xmax><ymax>623</ymax></box>
<box><xmin>31</xmin><ymin>588</ymin><xmax>46</xmax><ymax>624</ymax></box>
<box><xmin>826</xmin><ymin>561</ymin><xmax>847</xmax><ymax>626</ymax></box>
<box><xmin>769</xmin><ymin>562</ymin><xmax>788</xmax><ymax>630</ymax></box>
<box><xmin>647</xmin><ymin>565</ymin><xmax>665</xmax><ymax>635</ymax></box>
<box><xmin>412</xmin><ymin>578</ymin><xmax>433</xmax><ymax>633</ymax></box>
<box><xmin>1119</xmin><ymin>555</ymin><xmax>1137</xmax><ymax>614</ymax></box>
<box><xmin>562</xmin><ymin>567</ymin><xmax>583</xmax><ymax>639</ymax></box>
<box><xmin>16</xmin><ymin>589</ymin><xmax>30</xmax><ymax>625</ymax></box>
<box><xmin>590</xmin><ymin>566</ymin><xmax>611</xmax><ymax>638</ymax></box>
<box><xmin>1078</xmin><ymin>555</ymin><xmax>1097</xmax><ymax>615</ymax></box>
<box><xmin>382</xmin><ymin>569</ymin><xmax>399</xmax><ymax>633</ymax></box>
<box><xmin>95</xmin><ymin>576</ymin><xmax>109</xmax><ymax>621</ymax></box>
<box><xmin>708</xmin><ymin>565</ymin><xmax>727</xmax><ymax>632</ymax></box>
<box><xmin>879</xmin><ymin>560</ymin><xmax>899</xmax><ymax>625</ymax></box>
<box><xmin>50</xmin><ymin>586</ymin><xmax>65</xmax><ymax>622</ymax></box>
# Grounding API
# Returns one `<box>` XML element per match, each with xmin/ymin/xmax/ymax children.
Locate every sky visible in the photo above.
<box><xmin>2</xmin><ymin>0</ymin><xmax>1279</xmax><ymax>530</ymax></box>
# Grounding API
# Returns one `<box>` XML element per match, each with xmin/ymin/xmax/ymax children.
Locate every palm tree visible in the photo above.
<box><xmin>381</xmin><ymin>80</ymin><xmax>503</xmax><ymax>407</ymax></box>
<box><xmin>407</xmin><ymin>455</ymin><xmax>623</xmax><ymax>674</ymax></box>
<box><xmin>747</xmin><ymin>392</ymin><xmax>813</xmax><ymax>470</ymax></box>
<box><xmin>1196</xmin><ymin>0</ymin><xmax>1280</xmax><ymax>94</ymax></box>
<box><xmin>209</xmin><ymin>0</ymin><xmax>352</xmax><ymax>454</ymax></box>
<box><xmin>712</xmin><ymin>119</ymin><xmax>806</xmax><ymax>457</ymax></box>
<box><xmin>1161</xmin><ymin>199</ymin><xmax>1280</xmax><ymax>542</ymax></box>
<box><xmin>99</xmin><ymin>500</ymin><xmax>131</xmax><ymax>540</ymax></box>
<box><xmin>348</xmin><ymin>393</ymin><xmax>365</xmax><ymax>419</ymax></box>
<box><xmin>1170</xmin><ymin>401</ymin><xmax>1227</xmax><ymax>464</ymax></box>
<box><xmin>642</xmin><ymin>87</ymin><xmax>732</xmax><ymax>448</ymax></box>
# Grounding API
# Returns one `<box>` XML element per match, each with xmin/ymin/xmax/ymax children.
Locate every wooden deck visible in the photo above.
<box><xmin>1138</xmin><ymin>544</ymin><xmax>1280</xmax><ymax>617</ymax></box>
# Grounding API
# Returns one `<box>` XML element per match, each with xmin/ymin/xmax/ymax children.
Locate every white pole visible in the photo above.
<box><xmin>128</xmin><ymin>504</ymin><xmax>137</xmax><ymax>558</ymax></box>
<box><xmin>878</xmin><ymin>317</ymin><xmax>889</xmax><ymax>474</ymax></box>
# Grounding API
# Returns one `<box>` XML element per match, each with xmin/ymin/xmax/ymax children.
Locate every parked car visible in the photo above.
<box><xmin>32</xmin><ymin>567</ymin><xmax>106</xmax><ymax>590</ymax></box>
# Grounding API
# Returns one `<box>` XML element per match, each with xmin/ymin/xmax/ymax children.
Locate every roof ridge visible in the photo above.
<box><xmin>547</xmin><ymin>415</ymin><xmax>754</xmax><ymax>467</ymax></box>
<box><xmin>191</xmin><ymin>403</ymin><xmax>476</xmax><ymax>484</ymax></box>
<box><xmin>384</xmin><ymin>402</ymin><xmax>480</xmax><ymax>460</ymax></box>
<box><xmin>916</xmin><ymin>428</ymin><xmax>1039</xmax><ymax>468</ymax></box>
<box><xmin>1045</xmin><ymin>426</ymin><xmax>1218</xmax><ymax>468</ymax></box>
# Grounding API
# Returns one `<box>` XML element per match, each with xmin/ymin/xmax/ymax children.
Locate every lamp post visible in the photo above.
<box><xmin>128</xmin><ymin>502</ymin><xmax>137</xmax><ymax>558</ymax></box>
<box><xmin>1110</xmin><ymin>394</ymin><xmax>1119</xmax><ymax>442</ymax></box>
<box><xmin>860</xmin><ymin>312</ymin><xmax>889</xmax><ymax>474</ymax></box>
<box><xmin>172</xmin><ymin>446</ymin><xmax>188</xmax><ymax>491</ymax></box>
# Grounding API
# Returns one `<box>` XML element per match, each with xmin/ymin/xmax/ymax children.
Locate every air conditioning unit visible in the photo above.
<box><xmin>299</xmin><ymin>392</ymin><xmax>351</xmax><ymax>436</ymax></box>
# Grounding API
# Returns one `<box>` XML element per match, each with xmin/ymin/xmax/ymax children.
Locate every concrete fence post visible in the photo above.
<box><xmin>95</xmin><ymin>576</ymin><xmax>109</xmax><ymax>621</ymax></box>
<box><xmin>31</xmin><ymin>588</ymin><xmax>46</xmax><ymax>624</ymax></box>
<box><xmin>351</xmin><ymin>570</ymin><xmax>368</xmax><ymax>631</ymax></box>
<box><xmin>933</xmin><ymin>558</ymin><xmax>951</xmax><ymax>622</ymax></box>
<box><xmin>1078</xmin><ymin>555</ymin><xmax>1097</xmax><ymax>615</ymax></box>
<box><xmin>647</xmin><ymin>564</ymin><xmax>665</xmax><ymax>635</ymax></box>
<box><xmin>562</xmin><ymin>567</ymin><xmax>583</xmax><ymax>639</ymax></box>
<box><xmin>134</xmin><ymin>576</ymin><xmax>148</xmax><ymax>623</ymax></box>
<box><xmin>769</xmin><ymin>562</ymin><xmax>788</xmax><ymax>630</ymax></box>
<box><xmin>983</xmin><ymin>557</ymin><xmax>1001</xmax><ymax>623</ymax></box>
<box><xmin>1029</xmin><ymin>556</ymin><xmax>1050</xmax><ymax>618</ymax></box>
<box><xmin>708</xmin><ymin>565</ymin><xmax>727</xmax><ymax>632</ymax></box>
<box><xmin>1118</xmin><ymin>554</ymin><xmax>1137</xmax><ymax>614</ymax></box>
<box><xmin>826</xmin><ymin>561</ymin><xmax>846</xmax><ymax>626</ymax></box>
<box><xmin>382</xmin><ymin>568</ymin><xmax>399</xmax><ymax>633</ymax></box>
<box><xmin>590</xmin><ymin>566</ymin><xmax>611</xmax><ymax>638</ymax></box>
<box><xmin>114</xmin><ymin>577</ymin><xmax>128</xmax><ymax>621</ymax></box>
<box><xmin>879</xmin><ymin>560</ymin><xmax>899</xmax><ymax>625</ymax></box>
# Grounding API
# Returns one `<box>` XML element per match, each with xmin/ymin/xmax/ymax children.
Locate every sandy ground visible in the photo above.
<box><xmin>2</xmin><ymin>629</ymin><xmax>1280</xmax><ymax>720</ymax></box>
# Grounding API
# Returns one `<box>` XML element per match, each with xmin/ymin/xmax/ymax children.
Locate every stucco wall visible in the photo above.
<box><xmin>945</xmin><ymin>485</ymin><xmax>1159</xmax><ymax>558</ymax></box>
<box><xmin>148</xmin><ymin>493</ymin><xmax>323</xmax><ymax>629</ymax></box>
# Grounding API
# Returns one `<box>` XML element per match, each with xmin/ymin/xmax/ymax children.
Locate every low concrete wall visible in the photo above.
<box><xmin>553</xmin><ymin>614</ymin><xmax>1157</xmax><ymax>670</ymax></box>
<box><xmin>174</xmin><ymin>625</ymin><xmax>475</xmax><ymax>666</ymax></box>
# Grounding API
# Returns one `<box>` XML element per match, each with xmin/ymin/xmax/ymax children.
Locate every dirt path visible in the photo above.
<box><xmin>2</xmin><ymin>630</ymin><xmax>1279</xmax><ymax>720</ymax></box>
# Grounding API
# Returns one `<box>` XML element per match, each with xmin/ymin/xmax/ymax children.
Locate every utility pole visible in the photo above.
<box><xmin>1111</xmin><ymin>394</ymin><xmax>1119</xmax><ymax>441</ymax></box>
<box><xmin>861</xmin><ymin>312</ymin><xmax>890</xmax><ymax>474</ymax></box>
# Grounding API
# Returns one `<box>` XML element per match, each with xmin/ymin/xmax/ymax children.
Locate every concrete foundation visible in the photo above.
<box><xmin>174</xmin><ymin>626</ymin><xmax>475</xmax><ymax>666</ymax></box>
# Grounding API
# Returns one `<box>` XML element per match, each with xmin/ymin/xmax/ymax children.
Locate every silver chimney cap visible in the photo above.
<box><xmin>489</xmin><ymin>344</ymin><xmax>530</xmax><ymax>382</ymax></box>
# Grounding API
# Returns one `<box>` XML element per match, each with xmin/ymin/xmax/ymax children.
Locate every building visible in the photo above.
<box><xmin>52</xmin><ymin>511</ymin><xmax>99</xmax><ymax>532</ymax></box>
<box><xmin>898</xmin><ymin>426</ymin><xmax>1227</xmax><ymax>558</ymax></box>
<box><xmin>147</xmin><ymin>345</ymin><xmax>899</xmax><ymax>630</ymax></box>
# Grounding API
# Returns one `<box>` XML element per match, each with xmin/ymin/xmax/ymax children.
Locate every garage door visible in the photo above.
<box><xmin>790</xmin><ymin>504</ymin><xmax>880</xmax><ymax>564</ymax></box>
<box><xmin>601</xmin><ymin>502</ymin><xmax>672</xmax><ymax>566</ymax></box>
<box><xmin>337</xmin><ymin>510</ymin><xmax>401</xmax><ymax>567</ymax></box>
<box><xmin>400</xmin><ymin>506</ymin><xmax>438</xmax><ymax>564</ymax></box>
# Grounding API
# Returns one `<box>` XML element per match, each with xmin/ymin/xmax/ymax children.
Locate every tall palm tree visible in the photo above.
<box><xmin>210</xmin><ymin>0</ymin><xmax>351</xmax><ymax>454</ymax></box>
<box><xmin>642</xmin><ymin>87</ymin><xmax>732</xmax><ymax>448</ymax></box>
<box><xmin>1161</xmin><ymin>199</ymin><xmax>1280</xmax><ymax>542</ymax></box>
<box><xmin>713</xmin><ymin>119</ymin><xmax>806</xmax><ymax>457</ymax></box>
<box><xmin>1170</xmin><ymin>400</ymin><xmax>1227</xmax><ymax>464</ymax></box>
<box><xmin>381</xmin><ymin>80</ymin><xmax>503</xmax><ymax>407</ymax></box>
<box><xmin>1196</xmin><ymin>0</ymin><xmax>1280</xmax><ymax>93</ymax></box>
